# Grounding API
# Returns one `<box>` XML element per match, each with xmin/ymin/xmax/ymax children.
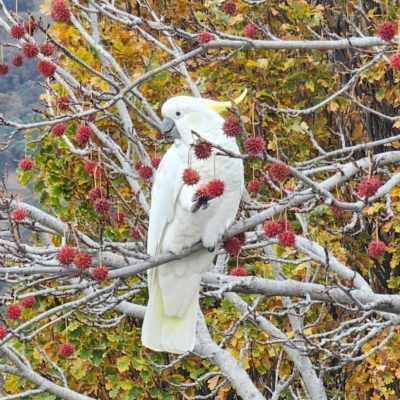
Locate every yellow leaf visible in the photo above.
<box><xmin>327</xmin><ymin>101</ymin><xmax>339</xmax><ymax>112</ymax></box>
<box><xmin>246</xmin><ymin>60</ymin><xmax>259</xmax><ymax>68</ymax></box>
<box><xmin>303</xmin><ymin>327</ymin><xmax>313</xmax><ymax>336</ymax></box>
<box><xmin>256</xmin><ymin>58</ymin><xmax>269</xmax><ymax>69</ymax></box>
<box><xmin>393</xmin><ymin>120</ymin><xmax>400</xmax><ymax>129</ymax></box>
<box><xmin>300</xmin><ymin>121</ymin><xmax>309</xmax><ymax>130</ymax></box>
<box><xmin>208</xmin><ymin>375</ymin><xmax>220</xmax><ymax>390</ymax></box>
<box><xmin>40</xmin><ymin>0</ymin><xmax>52</xmax><ymax>14</ymax></box>
<box><xmin>390</xmin><ymin>188</ymin><xmax>400</xmax><ymax>197</ymax></box>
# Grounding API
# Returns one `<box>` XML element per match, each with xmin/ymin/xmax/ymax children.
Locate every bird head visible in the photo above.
<box><xmin>160</xmin><ymin>89</ymin><xmax>247</xmax><ymax>144</ymax></box>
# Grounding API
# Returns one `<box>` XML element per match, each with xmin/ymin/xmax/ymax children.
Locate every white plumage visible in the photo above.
<box><xmin>141</xmin><ymin>93</ymin><xmax>245</xmax><ymax>353</ymax></box>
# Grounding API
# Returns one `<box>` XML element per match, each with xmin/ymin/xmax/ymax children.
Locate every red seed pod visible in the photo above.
<box><xmin>198</xmin><ymin>31</ymin><xmax>212</xmax><ymax>44</ymax></box>
<box><xmin>92</xmin><ymin>265</ymin><xmax>109</xmax><ymax>281</ymax></box>
<box><xmin>74</xmin><ymin>252</ymin><xmax>92</xmax><ymax>270</ymax></box>
<box><xmin>59</xmin><ymin>343</ymin><xmax>75</xmax><ymax>358</ymax></box>
<box><xmin>367</xmin><ymin>240</ymin><xmax>386</xmax><ymax>257</ymax></box>
<box><xmin>12</xmin><ymin>55</ymin><xmax>23</xmax><ymax>67</ymax></box>
<box><xmin>278</xmin><ymin>231</ymin><xmax>296</xmax><ymax>247</ymax></box>
<box><xmin>51</xmin><ymin>0</ymin><xmax>72</xmax><ymax>24</ymax></box>
<box><xmin>244</xmin><ymin>24</ymin><xmax>258</xmax><ymax>38</ymax></box>
<box><xmin>56</xmin><ymin>246</ymin><xmax>76</xmax><ymax>265</ymax></box>
<box><xmin>358</xmin><ymin>177</ymin><xmax>380</xmax><ymax>198</ymax></box>
<box><xmin>377</xmin><ymin>21</ymin><xmax>397</xmax><ymax>42</ymax></box>
<box><xmin>222</xmin><ymin>237</ymin><xmax>241</xmax><ymax>255</ymax></box>
<box><xmin>18</xmin><ymin>158</ymin><xmax>34</xmax><ymax>171</ymax></box>
<box><xmin>93</xmin><ymin>198</ymin><xmax>112</xmax><ymax>216</ymax></box>
<box><xmin>21</xmin><ymin>296</ymin><xmax>35</xmax><ymax>309</ymax></box>
<box><xmin>206</xmin><ymin>179</ymin><xmax>225</xmax><ymax>198</ymax></box>
<box><xmin>193</xmin><ymin>142</ymin><xmax>212</xmax><ymax>160</ymax></box>
<box><xmin>244</xmin><ymin>137</ymin><xmax>265</xmax><ymax>155</ymax></box>
<box><xmin>12</xmin><ymin>207</ymin><xmax>27</xmax><ymax>221</ymax></box>
<box><xmin>0</xmin><ymin>325</ymin><xmax>7</xmax><ymax>340</ymax></box>
<box><xmin>22</xmin><ymin>42</ymin><xmax>39</xmax><ymax>59</ymax></box>
<box><xmin>138</xmin><ymin>165</ymin><xmax>153</xmax><ymax>180</ymax></box>
<box><xmin>182</xmin><ymin>168</ymin><xmax>200</xmax><ymax>185</ymax></box>
<box><xmin>0</xmin><ymin>63</ymin><xmax>9</xmax><ymax>75</ymax></box>
<box><xmin>6</xmin><ymin>304</ymin><xmax>22</xmax><ymax>320</ymax></box>
<box><xmin>230</xmin><ymin>266</ymin><xmax>246</xmax><ymax>276</ymax></box>
<box><xmin>10</xmin><ymin>24</ymin><xmax>26</xmax><ymax>39</ymax></box>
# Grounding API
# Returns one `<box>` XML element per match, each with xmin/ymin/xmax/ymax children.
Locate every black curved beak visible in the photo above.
<box><xmin>160</xmin><ymin>118</ymin><xmax>180</xmax><ymax>140</ymax></box>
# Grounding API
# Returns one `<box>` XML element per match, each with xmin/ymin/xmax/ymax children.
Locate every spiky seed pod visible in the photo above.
<box><xmin>22</xmin><ymin>42</ymin><xmax>39</xmax><ymax>59</ymax></box>
<box><xmin>368</xmin><ymin>240</ymin><xmax>386</xmax><ymax>257</ymax></box>
<box><xmin>12</xmin><ymin>54</ymin><xmax>23</xmax><ymax>67</ymax></box>
<box><xmin>377</xmin><ymin>21</ymin><xmax>397</xmax><ymax>42</ymax></box>
<box><xmin>263</xmin><ymin>221</ymin><xmax>281</xmax><ymax>237</ymax></box>
<box><xmin>194</xmin><ymin>184</ymin><xmax>209</xmax><ymax>199</ymax></box>
<box><xmin>88</xmin><ymin>187</ymin><xmax>106</xmax><ymax>203</ymax></box>
<box><xmin>74</xmin><ymin>252</ymin><xmax>92</xmax><ymax>270</ymax></box>
<box><xmin>230</xmin><ymin>266</ymin><xmax>246</xmax><ymax>276</ymax></box>
<box><xmin>56</xmin><ymin>246</ymin><xmax>76</xmax><ymax>265</ymax></box>
<box><xmin>244</xmin><ymin>137</ymin><xmax>265</xmax><ymax>155</ymax></box>
<box><xmin>138</xmin><ymin>165</ymin><xmax>153</xmax><ymax>180</ymax></box>
<box><xmin>21</xmin><ymin>296</ymin><xmax>35</xmax><ymax>309</ymax></box>
<box><xmin>10</xmin><ymin>24</ymin><xmax>25</xmax><ymax>39</ymax></box>
<box><xmin>330</xmin><ymin>197</ymin><xmax>345</xmax><ymax>216</ymax></box>
<box><xmin>84</xmin><ymin>160</ymin><xmax>99</xmax><ymax>174</ymax></box>
<box><xmin>135</xmin><ymin>161</ymin><xmax>142</xmax><ymax>171</ymax></box>
<box><xmin>247</xmin><ymin>179</ymin><xmax>261</xmax><ymax>193</ymax></box>
<box><xmin>87</xmin><ymin>113</ymin><xmax>97</xmax><ymax>122</ymax></box>
<box><xmin>12</xmin><ymin>207</ymin><xmax>27</xmax><ymax>221</ymax></box>
<box><xmin>75</xmin><ymin>125</ymin><xmax>93</xmax><ymax>146</ymax></box>
<box><xmin>235</xmin><ymin>232</ymin><xmax>246</xmax><ymax>245</ymax></box>
<box><xmin>59</xmin><ymin>343</ymin><xmax>74</xmax><ymax>358</ymax></box>
<box><xmin>358</xmin><ymin>177</ymin><xmax>381</xmax><ymax>197</ymax></box>
<box><xmin>390</xmin><ymin>53</ymin><xmax>400</xmax><ymax>72</ymax></box>
<box><xmin>112</xmin><ymin>211</ymin><xmax>126</xmax><ymax>224</ymax></box>
<box><xmin>151</xmin><ymin>157</ymin><xmax>162</xmax><ymax>169</ymax></box>
<box><xmin>278</xmin><ymin>231</ymin><xmax>296</xmax><ymax>247</ymax></box>
<box><xmin>206</xmin><ymin>179</ymin><xmax>225</xmax><ymax>198</ymax></box>
<box><xmin>223</xmin><ymin>117</ymin><xmax>241</xmax><ymax>137</ymax></box>
<box><xmin>198</xmin><ymin>31</ymin><xmax>212</xmax><ymax>44</ymax></box>
<box><xmin>92</xmin><ymin>265</ymin><xmax>109</xmax><ymax>281</ymax></box>
<box><xmin>40</xmin><ymin>42</ymin><xmax>55</xmax><ymax>56</ymax></box>
<box><xmin>276</xmin><ymin>218</ymin><xmax>290</xmax><ymax>234</ymax></box>
<box><xmin>193</xmin><ymin>142</ymin><xmax>212</xmax><ymax>160</ymax></box>
<box><xmin>19</xmin><ymin>158</ymin><xmax>34</xmax><ymax>171</ymax></box>
<box><xmin>93</xmin><ymin>198</ymin><xmax>112</xmax><ymax>216</ymax></box>
<box><xmin>221</xmin><ymin>1</ymin><xmax>237</xmax><ymax>15</ymax></box>
<box><xmin>0</xmin><ymin>326</ymin><xmax>7</xmax><ymax>340</ymax></box>
<box><xmin>129</xmin><ymin>225</ymin><xmax>145</xmax><ymax>240</ymax></box>
<box><xmin>182</xmin><ymin>168</ymin><xmax>200</xmax><ymax>185</ymax></box>
<box><xmin>269</xmin><ymin>162</ymin><xmax>289</xmax><ymax>182</ymax></box>
<box><xmin>37</xmin><ymin>60</ymin><xmax>57</xmax><ymax>78</ymax></box>
<box><xmin>25</xmin><ymin>19</ymin><xmax>38</xmax><ymax>35</ymax></box>
<box><xmin>51</xmin><ymin>0</ymin><xmax>71</xmax><ymax>24</ymax></box>
<box><xmin>6</xmin><ymin>304</ymin><xmax>21</xmax><ymax>320</ymax></box>
<box><xmin>244</xmin><ymin>24</ymin><xmax>258</xmax><ymax>38</ymax></box>
<box><xmin>222</xmin><ymin>237</ymin><xmax>241</xmax><ymax>255</ymax></box>
<box><xmin>51</xmin><ymin>123</ymin><xmax>66</xmax><ymax>136</ymax></box>
<box><xmin>0</xmin><ymin>63</ymin><xmax>9</xmax><ymax>75</ymax></box>
<box><xmin>56</xmin><ymin>96</ymin><xmax>70</xmax><ymax>111</ymax></box>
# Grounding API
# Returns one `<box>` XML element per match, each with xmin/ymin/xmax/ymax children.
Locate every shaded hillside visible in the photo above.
<box><xmin>0</xmin><ymin>0</ymin><xmax>43</xmax><ymax>172</ymax></box>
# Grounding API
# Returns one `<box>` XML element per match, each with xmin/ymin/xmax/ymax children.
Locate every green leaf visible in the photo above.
<box><xmin>117</xmin><ymin>355</ymin><xmax>131</xmax><ymax>372</ymax></box>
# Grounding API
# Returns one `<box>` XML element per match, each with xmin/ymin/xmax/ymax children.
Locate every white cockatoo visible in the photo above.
<box><xmin>141</xmin><ymin>91</ymin><xmax>246</xmax><ymax>354</ymax></box>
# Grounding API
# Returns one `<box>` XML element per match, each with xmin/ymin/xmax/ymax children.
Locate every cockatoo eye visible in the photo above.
<box><xmin>176</xmin><ymin>111</ymin><xmax>181</xmax><ymax>116</ymax></box>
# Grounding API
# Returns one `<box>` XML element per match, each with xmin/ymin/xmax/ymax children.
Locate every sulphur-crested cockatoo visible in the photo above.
<box><xmin>141</xmin><ymin>91</ymin><xmax>246</xmax><ymax>354</ymax></box>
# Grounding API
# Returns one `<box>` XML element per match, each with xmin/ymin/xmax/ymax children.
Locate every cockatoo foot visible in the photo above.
<box><xmin>191</xmin><ymin>195</ymin><xmax>211</xmax><ymax>213</ymax></box>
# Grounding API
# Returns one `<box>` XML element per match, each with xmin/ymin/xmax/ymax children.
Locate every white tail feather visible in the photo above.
<box><xmin>141</xmin><ymin>269</ymin><xmax>199</xmax><ymax>353</ymax></box>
